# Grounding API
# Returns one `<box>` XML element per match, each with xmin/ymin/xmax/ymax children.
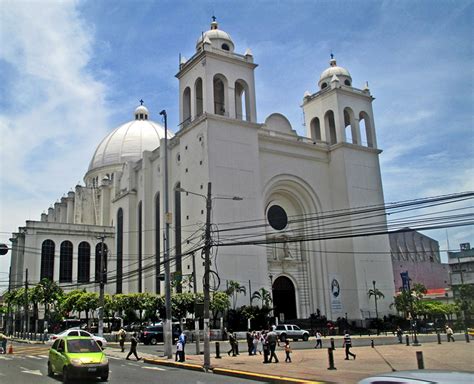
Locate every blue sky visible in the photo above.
<box><xmin>0</xmin><ymin>0</ymin><xmax>473</xmax><ymax>285</ymax></box>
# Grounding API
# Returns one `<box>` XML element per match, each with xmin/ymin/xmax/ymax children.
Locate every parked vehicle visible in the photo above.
<box><xmin>274</xmin><ymin>324</ymin><xmax>310</xmax><ymax>341</ymax></box>
<box><xmin>48</xmin><ymin>336</ymin><xmax>109</xmax><ymax>383</ymax></box>
<box><xmin>140</xmin><ymin>324</ymin><xmax>181</xmax><ymax>345</ymax></box>
<box><xmin>358</xmin><ymin>370</ymin><xmax>474</xmax><ymax>384</ymax></box>
<box><xmin>47</xmin><ymin>328</ymin><xmax>107</xmax><ymax>348</ymax></box>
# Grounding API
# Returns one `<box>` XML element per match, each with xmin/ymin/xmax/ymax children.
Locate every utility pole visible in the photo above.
<box><xmin>98</xmin><ymin>234</ymin><xmax>106</xmax><ymax>338</ymax></box>
<box><xmin>160</xmin><ymin>109</ymin><xmax>173</xmax><ymax>359</ymax></box>
<box><xmin>24</xmin><ymin>268</ymin><xmax>28</xmax><ymax>335</ymax></box>
<box><xmin>7</xmin><ymin>266</ymin><xmax>11</xmax><ymax>335</ymax></box>
<box><xmin>192</xmin><ymin>252</ymin><xmax>200</xmax><ymax>355</ymax></box>
<box><xmin>372</xmin><ymin>280</ymin><xmax>379</xmax><ymax>319</ymax></box>
<box><xmin>203</xmin><ymin>181</ymin><xmax>212</xmax><ymax>371</ymax></box>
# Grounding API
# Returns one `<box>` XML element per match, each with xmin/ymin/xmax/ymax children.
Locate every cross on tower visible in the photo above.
<box><xmin>330</xmin><ymin>53</ymin><xmax>334</xmax><ymax>59</ymax></box>
<box><xmin>139</xmin><ymin>99</ymin><xmax>144</xmax><ymax>105</ymax></box>
<box><xmin>212</xmin><ymin>15</ymin><xmax>217</xmax><ymax>22</ymax></box>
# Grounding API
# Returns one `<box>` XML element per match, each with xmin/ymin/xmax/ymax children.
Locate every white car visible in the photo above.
<box><xmin>46</xmin><ymin>328</ymin><xmax>107</xmax><ymax>348</ymax></box>
<box><xmin>359</xmin><ymin>370</ymin><xmax>474</xmax><ymax>384</ymax></box>
<box><xmin>274</xmin><ymin>324</ymin><xmax>310</xmax><ymax>341</ymax></box>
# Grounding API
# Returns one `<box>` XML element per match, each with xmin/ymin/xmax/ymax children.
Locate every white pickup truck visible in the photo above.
<box><xmin>274</xmin><ymin>324</ymin><xmax>310</xmax><ymax>341</ymax></box>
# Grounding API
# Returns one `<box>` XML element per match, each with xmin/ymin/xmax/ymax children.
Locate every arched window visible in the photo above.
<box><xmin>40</xmin><ymin>240</ymin><xmax>55</xmax><ymax>280</ymax></box>
<box><xmin>213</xmin><ymin>74</ymin><xmax>227</xmax><ymax>116</ymax></box>
<box><xmin>59</xmin><ymin>241</ymin><xmax>73</xmax><ymax>283</ymax></box>
<box><xmin>234</xmin><ymin>79</ymin><xmax>250</xmax><ymax>121</ymax></box>
<box><xmin>310</xmin><ymin>117</ymin><xmax>321</xmax><ymax>141</ymax></box>
<box><xmin>195</xmin><ymin>78</ymin><xmax>203</xmax><ymax>117</ymax></box>
<box><xmin>359</xmin><ymin>111</ymin><xmax>374</xmax><ymax>148</ymax></box>
<box><xmin>154</xmin><ymin>194</ymin><xmax>161</xmax><ymax>294</ymax></box>
<box><xmin>77</xmin><ymin>242</ymin><xmax>90</xmax><ymax>283</ymax></box>
<box><xmin>116</xmin><ymin>208</ymin><xmax>123</xmax><ymax>293</ymax></box>
<box><xmin>344</xmin><ymin>107</ymin><xmax>358</xmax><ymax>144</ymax></box>
<box><xmin>138</xmin><ymin>201</ymin><xmax>143</xmax><ymax>293</ymax></box>
<box><xmin>174</xmin><ymin>183</ymin><xmax>182</xmax><ymax>293</ymax></box>
<box><xmin>324</xmin><ymin>110</ymin><xmax>337</xmax><ymax>145</ymax></box>
<box><xmin>182</xmin><ymin>87</ymin><xmax>191</xmax><ymax>125</ymax></box>
<box><xmin>95</xmin><ymin>242</ymin><xmax>108</xmax><ymax>283</ymax></box>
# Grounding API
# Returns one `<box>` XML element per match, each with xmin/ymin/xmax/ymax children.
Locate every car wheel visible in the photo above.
<box><xmin>279</xmin><ymin>334</ymin><xmax>286</xmax><ymax>342</ymax></box>
<box><xmin>303</xmin><ymin>334</ymin><xmax>309</xmax><ymax>341</ymax></box>
<box><xmin>97</xmin><ymin>340</ymin><xmax>103</xmax><ymax>348</ymax></box>
<box><xmin>293</xmin><ymin>338</ymin><xmax>298</xmax><ymax>342</ymax></box>
<box><xmin>100</xmin><ymin>373</ymin><xmax>109</xmax><ymax>381</ymax></box>
<box><xmin>150</xmin><ymin>337</ymin><xmax>158</xmax><ymax>345</ymax></box>
<box><xmin>47</xmin><ymin>362</ymin><xmax>54</xmax><ymax>377</ymax></box>
<box><xmin>63</xmin><ymin>367</ymin><xmax>70</xmax><ymax>384</ymax></box>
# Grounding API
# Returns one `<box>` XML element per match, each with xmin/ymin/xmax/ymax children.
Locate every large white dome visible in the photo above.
<box><xmin>88</xmin><ymin>105</ymin><xmax>172</xmax><ymax>172</ymax></box>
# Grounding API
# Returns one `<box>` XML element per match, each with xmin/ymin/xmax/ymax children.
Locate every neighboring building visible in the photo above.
<box><xmin>9</xmin><ymin>19</ymin><xmax>395</xmax><ymax>322</ymax></box>
<box><xmin>448</xmin><ymin>243</ymin><xmax>474</xmax><ymax>296</ymax></box>
<box><xmin>390</xmin><ymin>229</ymin><xmax>449</xmax><ymax>291</ymax></box>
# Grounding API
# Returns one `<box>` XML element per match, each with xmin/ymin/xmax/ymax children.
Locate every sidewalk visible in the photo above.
<box><xmin>106</xmin><ymin>341</ymin><xmax>474</xmax><ymax>383</ymax></box>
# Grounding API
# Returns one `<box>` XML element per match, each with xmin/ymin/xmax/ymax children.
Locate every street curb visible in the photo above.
<box><xmin>212</xmin><ymin>367</ymin><xmax>327</xmax><ymax>384</ymax></box>
<box><xmin>143</xmin><ymin>358</ymin><xmax>205</xmax><ymax>372</ymax></box>
<box><xmin>143</xmin><ymin>358</ymin><xmax>327</xmax><ymax>383</ymax></box>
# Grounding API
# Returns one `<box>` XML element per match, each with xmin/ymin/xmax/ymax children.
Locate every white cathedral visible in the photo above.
<box><xmin>10</xmin><ymin>19</ymin><xmax>395</xmax><ymax>322</ymax></box>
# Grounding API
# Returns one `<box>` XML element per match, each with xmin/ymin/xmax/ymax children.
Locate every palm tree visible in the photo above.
<box><xmin>251</xmin><ymin>288</ymin><xmax>272</xmax><ymax>308</ymax></box>
<box><xmin>226</xmin><ymin>281</ymin><xmax>246</xmax><ymax>310</ymax></box>
<box><xmin>368</xmin><ymin>281</ymin><xmax>385</xmax><ymax>319</ymax></box>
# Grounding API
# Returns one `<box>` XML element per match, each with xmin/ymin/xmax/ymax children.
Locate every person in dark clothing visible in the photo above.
<box><xmin>126</xmin><ymin>332</ymin><xmax>141</xmax><ymax>361</ymax></box>
<box><xmin>246</xmin><ymin>330</ymin><xmax>254</xmax><ymax>355</ymax></box>
<box><xmin>266</xmin><ymin>328</ymin><xmax>279</xmax><ymax>363</ymax></box>
<box><xmin>284</xmin><ymin>340</ymin><xmax>292</xmax><ymax>363</ymax></box>
<box><xmin>227</xmin><ymin>330</ymin><xmax>236</xmax><ymax>356</ymax></box>
<box><xmin>343</xmin><ymin>331</ymin><xmax>356</xmax><ymax>360</ymax></box>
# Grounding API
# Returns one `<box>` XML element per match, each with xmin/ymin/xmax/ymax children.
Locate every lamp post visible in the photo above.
<box><xmin>175</xmin><ymin>183</ymin><xmax>241</xmax><ymax>371</ymax></box>
<box><xmin>159</xmin><ymin>109</ymin><xmax>173</xmax><ymax>359</ymax></box>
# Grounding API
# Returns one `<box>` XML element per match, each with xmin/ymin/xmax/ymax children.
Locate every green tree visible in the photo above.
<box><xmin>368</xmin><ymin>284</ymin><xmax>385</xmax><ymax>319</ymax></box>
<box><xmin>391</xmin><ymin>283</ymin><xmax>427</xmax><ymax>319</ymax></box>
<box><xmin>455</xmin><ymin>284</ymin><xmax>474</xmax><ymax>327</ymax></box>
<box><xmin>211</xmin><ymin>291</ymin><xmax>230</xmax><ymax>321</ymax></box>
<box><xmin>251</xmin><ymin>288</ymin><xmax>272</xmax><ymax>308</ymax></box>
<box><xmin>226</xmin><ymin>281</ymin><xmax>246</xmax><ymax>310</ymax></box>
<box><xmin>36</xmin><ymin>278</ymin><xmax>63</xmax><ymax>327</ymax></box>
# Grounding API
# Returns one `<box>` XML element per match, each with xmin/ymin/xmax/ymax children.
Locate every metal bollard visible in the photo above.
<box><xmin>465</xmin><ymin>333</ymin><xmax>470</xmax><ymax>343</ymax></box>
<box><xmin>406</xmin><ymin>335</ymin><xmax>410</xmax><ymax>346</ymax></box>
<box><xmin>215</xmin><ymin>341</ymin><xmax>221</xmax><ymax>359</ymax></box>
<box><xmin>437</xmin><ymin>333</ymin><xmax>441</xmax><ymax>344</ymax></box>
<box><xmin>371</xmin><ymin>339</ymin><xmax>374</xmax><ymax>348</ymax></box>
<box><xmin>416</xmin><ymin>351</ymin><xmax>424</xmax><ymax>369</ymax></box>
<box><xmin>330</xmin><ymin>337</ymin><xmax>335</xmax><ymax>350</ymax></box>
<box><xmin>327</xmin><ymin>347</ymin><xmax>337</xmax><ymax>370</ymax></box>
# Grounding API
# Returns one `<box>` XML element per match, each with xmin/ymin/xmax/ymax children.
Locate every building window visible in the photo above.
<box><xmin>40</xmin><ymin>240</ymin><xmax>55</xmax><ymax>280</ymax></box>
<box><xmin>95</xmin><ymin>242</ymin><xmax>108</xmax><ymax>283</ymax></box>
<box><xmin>59</xmin><ymin>241</ymin><xmax>73</xmax><ymax>283</ymax></box>
<box><xmin>267</xmin><ymin>205</ymin><xmax>288</xmax><ymax>230</ymax></box>
<box><xmin>77</xmin><ymin>242</ymin><xmax>90</xmax><ymax>283</ymax></box>
<box><xmin>116</xmin><ymin>208</ymin><xmax>123</xmax><ymax>293</ymax></box>
<box><xmin>222</xmin><ymin>43</ymin><xmax>230</xmax><ymax>51</ymax></box>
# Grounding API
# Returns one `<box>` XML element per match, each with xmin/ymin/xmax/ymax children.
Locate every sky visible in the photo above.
<box><xmin>0</xmin><ymin>0</ymin><xmax>473</xmax><ymax>287</ymax></box>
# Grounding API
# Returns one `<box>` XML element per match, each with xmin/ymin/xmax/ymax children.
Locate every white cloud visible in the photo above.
<box><xmin>0</xmin><ymin>2</ymin><xmax>110</xmax><ymax>255</ymax></box>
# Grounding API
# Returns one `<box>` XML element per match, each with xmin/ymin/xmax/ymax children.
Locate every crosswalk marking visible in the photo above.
<box><xmin>27</xmin><ymin>355</ymin><xmax>42</xmax><ymax>359</ymax></box>
<box><xmin>142</xmin><ymin>366</ymin><xmax>166</xmax><ymax>371</ymax></box>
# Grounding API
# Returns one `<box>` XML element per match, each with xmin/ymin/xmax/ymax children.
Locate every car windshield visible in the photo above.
<box><xmin>67</xmin><ymin>339</ymin><xmax>102</xmax><ymax>353</ymax></box>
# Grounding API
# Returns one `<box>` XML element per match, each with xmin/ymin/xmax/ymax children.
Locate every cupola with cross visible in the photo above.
<box><xmin>302</xmin><ymin>55</ymin><xmax>377</xmax><ymax>149</ymax></box>
<box><xmin>176</xmin><ymin>17</ymin><xmax>258</xmax><ymax>127</ymax></box>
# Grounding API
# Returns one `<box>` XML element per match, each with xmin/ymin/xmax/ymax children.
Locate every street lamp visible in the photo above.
<box><xmin>175</xmin><ymin>184</ymin><xmax>241</xmax><ymax>371</ymax></box>
<box><xmin>372</xmin><ymin>280</ymin><xmax>379</xmax><ymax>320</ymax></box>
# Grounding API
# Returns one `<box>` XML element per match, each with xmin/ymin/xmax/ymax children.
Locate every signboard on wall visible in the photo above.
<box><xmin>329</xmin><ymin>274</ymin><xmax>343</xmax><ymax>315</ymax></box>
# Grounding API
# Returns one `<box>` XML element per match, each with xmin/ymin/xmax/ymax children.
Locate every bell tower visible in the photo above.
<box><xmin>176</xmin><ymin>17</ymin><xmax>258</xmax><ymax>128</ymax></box>
<box><xmin>302</xmin><ymin>55</ymin><xmax>377</xmax><ymax>149</ymax></box>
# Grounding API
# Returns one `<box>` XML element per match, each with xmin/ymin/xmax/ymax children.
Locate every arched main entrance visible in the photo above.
<box><xmin>272</xmin><ymin>276</ymin><xmax>297</xmax><ymax>322</ymax></box>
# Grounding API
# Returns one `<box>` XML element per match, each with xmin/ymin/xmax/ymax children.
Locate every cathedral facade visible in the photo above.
<box><xmin>10</xmin><ymin>20</ymin><xmax>395</xmax><ymax>322</ymax></box>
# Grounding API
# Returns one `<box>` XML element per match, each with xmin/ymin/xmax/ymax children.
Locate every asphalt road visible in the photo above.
<box><xmin>0</xmin><ymin>342</ymin><xmax>260</xmax><ymax>384</ymax></box>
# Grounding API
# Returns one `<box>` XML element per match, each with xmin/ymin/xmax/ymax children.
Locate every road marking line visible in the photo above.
<box><xmin>27</xmin><ymin>355</ymin><xmax>42</xmax><ymax>359</ymax></box>
<box><xmin>108</xmin><ymin>356</ymin><xmax>121</xmax><ymax>360</ymax></box>
<box><xmin>142</xmin><ymin>366</ymin><xmax>166</xmax><ymax>371</ymax></box>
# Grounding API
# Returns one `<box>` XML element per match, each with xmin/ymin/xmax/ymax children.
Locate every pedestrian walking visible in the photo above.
<box><xmin>178</xmin><ymin>330</ymin><xmax>186</xmax><ymax>362</ymax></box>
<box><xmin>227</xmin><ymin>330</ymin><xmax>236</xmax><ymax>356</ymax></box>
<box><xmin>343</xmin><ymin>331</ymin><xmax>356</xmax><ymax>360</ymax></box>
<box><xmin>257</xmin><ymin>332</ymin><xmax>264</xmax><ymax>355</ymax></box>
<box><xmin>445</xmin><ymin>325</ymin><xmax>455</xmax><ymax>342</ymax></box>
<box><xmin>126</xmin><ymin>332</ymin><xmax>141</xmax><ymax>361</ymax></box>
<box><xmin>175</xmin><ymin>340</ymin><xmax>184</xmax><ymax>362</ymax></box>
<box><xmin>118</xmin><ymin>327</ymin><xmax>126</xmax><ymax>352</ymax></box>
<box><xmin>0</xmin><ymin>331</ymin><xmax>7</xmax><ymax>354</ymax></box>
<box><xmin>246</xmin><ymin>329</ymin><xmax>254</xmax><ymax>355</ymax></box>
<box><xmin>315</xmin><ymin>330</ymin><xmax>322</xmax><ymax>348</ymax></box>
<box><xmin>284</xmin><ymin>340</ymin><xmax>292</xmax><ymax>363</ymax></box>
<box><xmin>266</xmin><ymin>327</ymin><xmax>279</xmax><ymax>363</ymax></box>
<box><xmin>396</xmin><ymin>326</ymin><xmax>403</xmax><ymax>344</ymax></box>
<box><xmin>252</xmin><ymin>333</ymin><xmax>258</xmax><ymax>355</ymax></box>
<box><xmin>262</xmin><ymin>332</ymin><xmax>270</xmax><ymax>363</ymax></box>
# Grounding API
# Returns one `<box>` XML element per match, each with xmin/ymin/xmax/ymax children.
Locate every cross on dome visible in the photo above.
<box><xmin>140</xmin><ymin>99</ymin><xmax>144</xmax><ymax>105</ymax></box>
